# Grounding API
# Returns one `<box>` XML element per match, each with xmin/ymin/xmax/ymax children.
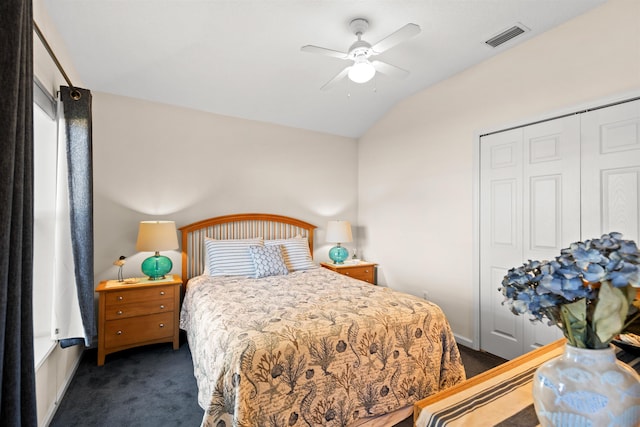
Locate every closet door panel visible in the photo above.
<box><xmin>480</xmin><ymin>131</ymin><xmax>524</xmax><ymax>266</ymax></box>
<box><xmin>487</xmin><ymin>266</ymin><xmax>519</xmax><ymax>339</ymax></box>
<box><xmin>523</xmin><ymin>320</ymin><xmax>563</xmax><ymax>353</ymax></box>
<box><xmin>602</xmin><ymin>168</ymin><xmax>640</xmax><ymax>238</ymax></box>
<box><xmin>480</xmin><ymin>117</ymin><xmax>580</xmax><ymax>359</ymax></box>
<box><xmin>523</xmin><ymin>117</ymin><xmax>581</xmax><ymax>261</ymax></box>
<box><xmin>480</xmin><ymin>129</ymin><xmax>524</xmax><ymax>360</ymax></box>
<box><xmin>529</xmin><ymin>175</ymin><xmax>561</xmax><ymax>249</ymax></box>
<box><xmin>522</xmin><ymin>117</ymin><xmax>579</xmax><ymax>351</ymax></box>
<box><xmin>582</xmin><ymin>100</ymin><xmax>640</xmax><ymax>241</ymax></box>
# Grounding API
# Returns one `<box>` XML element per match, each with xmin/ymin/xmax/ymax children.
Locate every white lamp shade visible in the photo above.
<box><xmin>326</xmin><ymin>220</ymin><xmax>353</xmax><ymax>243</ymax></box>
<box><xmin>136</xmin><ymin>221</ymin><xmax>179</xmax><ymax>252</ymax></box>
<box><xmin>348</xmin><ymin>60</ymin><xmax>375</xmax><ymax>84</ymax></box>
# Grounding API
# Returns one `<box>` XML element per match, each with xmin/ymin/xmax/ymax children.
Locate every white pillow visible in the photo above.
<box><xmin>249</xmin><ymin>245</ymin><xmax>289</xmax><ymax>278</ymax></box>
<box><xmin>203</xmin><ymin>237</ymin><xmax>263</xmax><ymax>277</ymax></box>
<box><xmin>265</xmin><ymin>237</ymin><xmax>317</xmax><ymax>271</ymax></box>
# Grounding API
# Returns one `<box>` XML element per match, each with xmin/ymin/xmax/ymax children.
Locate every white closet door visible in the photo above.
<box><xmin>521</xmin><ymin>117</ymin><xmax>580</xmax><ymax>352</ymax></box>
<box><xmin>480</xmin><ymin>128</ymin><xmax>525</xmax><ymax>360</ymax></box>
<box><xmin>581</xmin><ymin>100</ymin><xmax>640</xmax><ymax>242</ymax></box>
<box><xmin>480</xmin><ymin>116</ymin><xmax>580</xmax><ymax>360</ymax></box>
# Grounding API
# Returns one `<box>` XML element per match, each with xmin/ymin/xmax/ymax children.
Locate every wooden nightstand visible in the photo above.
<box><xmin>321</xmin><ymin>262</ymin><xmax>377</xmax><ymax>285</ymax></box>
<box><xmin>95</xmin><ymin>275</ymin><xmax>182</xmax><ymax>366</ymax></box>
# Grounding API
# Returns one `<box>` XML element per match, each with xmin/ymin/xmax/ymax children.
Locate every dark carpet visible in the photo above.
<box><xmin>50</xmin><ymin>339</ymin><xmax>506</xmax><ymax>427</ymax></box>
<box><xmin>50</xmin><ymin>338</ymin><xmax>202</xmax><ymax>427</ymax></box>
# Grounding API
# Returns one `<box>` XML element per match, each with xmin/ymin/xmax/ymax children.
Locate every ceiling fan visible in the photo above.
<box><xmin>301</xmin><ymin>18</ymin><xmax>421</xmax><ymax>91</ymax></box>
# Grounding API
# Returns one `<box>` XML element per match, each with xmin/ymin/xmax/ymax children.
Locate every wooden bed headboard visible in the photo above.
<box><xmin>178</xmin><ymin>213</ymin><xmax>316</xmax><ymax>281</ymax></box>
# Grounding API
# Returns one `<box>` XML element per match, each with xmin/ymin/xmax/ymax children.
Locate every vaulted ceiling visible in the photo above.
<box><xmin>43</xmin><ymin>0</ymin><xmax>606</xmax><ymax>138</ymax></box>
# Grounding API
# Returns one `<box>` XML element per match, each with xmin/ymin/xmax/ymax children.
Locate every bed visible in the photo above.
<box><xmin>179</xmin><ymin>213</ymin><xmax>465</xmax><ymax>427</ymax></box>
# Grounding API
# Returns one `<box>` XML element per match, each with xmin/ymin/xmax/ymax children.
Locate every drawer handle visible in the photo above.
<box><xmin>160</xmin><ymin>291</ymin><xmax>165</xmax><ymax>296</ymax></box>
<box><xmin>117</xmin><ymin>296</ymin><xmax>123</xmax><ymax>301</ymax></box>
<box><xmin>364</xmin><ymin>269</ymin><xmax>370</xmax><ymax>273</ymax></box>
<box><xmin>160</xmin><ymin>305</ymin><xmax>165</xmax><ymax>309</ymax></box>
<box><xmin>116</xmin><ymin>330</ymin><xmax>122</xmax><ymax>335</ymax></box>
<box><xmin>345</xmin><ymin>272</ymin><xmax>350</xmax><ymax>275</ymax></box>
<box><xmin>159</xmin><ymin>323</ymin><xmax>165</xmax><ymax>328</ymax></box>
<box><xmin>117</xmin><ymin>310</ymin><xmax>123</xmax><ymax>315</ymax></box>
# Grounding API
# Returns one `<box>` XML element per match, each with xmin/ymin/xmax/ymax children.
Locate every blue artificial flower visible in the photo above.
<box><xmin>582</xmin><ymin>263</ymin><xmax>606</xmax><ymax>283</ymax></box>
<box><xmin>610</xmin><ymin>261</ymin><xmax>640</xmax><ymax>287</ymax></box>
<box><xmin>572</xmin><ymin>246</ymin><xmax>606</xmax><ymax>270</ymax></box>
<box><xmin>500</xmin><ymin>232</ymin><xmax>640</xmax><ymax>348</ymax></box>
<box><xmin>619</xmin><ymin>240</ymin><xmax>638</xmax><ymax>255</ymax></box>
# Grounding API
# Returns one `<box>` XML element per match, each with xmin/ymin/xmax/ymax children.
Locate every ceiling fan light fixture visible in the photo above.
<box><xmin>302</xmin><ymin>19</ymin><xmax>420</xmax><ymax>90</ymax></box>
<box><xmin>348</xmin><ymin>58</ymin><xmax>375</xmax><ymax>83</ymax></box>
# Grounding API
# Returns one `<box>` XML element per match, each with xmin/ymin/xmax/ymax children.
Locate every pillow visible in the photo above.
<box><xmin>203</xmin><ymin>237</ymin><xmax>263</xmax><ymax>277</ymax></box>
<box><xmin>265</xmin><ymin>237</ymin><xmax>317</xmax><ymax>271</ymax></box>
<box><xmin>248</xmin><ymin>245</ymin><xmax>289</xmax><ymax>278</ymax></box>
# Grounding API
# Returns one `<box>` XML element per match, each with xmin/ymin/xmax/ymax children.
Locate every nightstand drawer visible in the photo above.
<box><xmin>105</xmin><ymin>285</ymin><xmax>174</xmax><ymax>306</ymax></box>
<box><xmin>343</xmin><ymin>267</ymin><xmax>375</xmax><ymax>283</ymax></box>
<box><xmin>104</xmin><ymin>312</ymin><xmax>174</xmax><ymax>348</ymax></box>
<box><xmin>320</xmin><ymin>262</ymin><xmax>377</xmax><ymax>285</ymax></box>
<box><xmin>104</xmin><ymin>299</ymin><xmax>175</xmax><ymax>320</ymax></box>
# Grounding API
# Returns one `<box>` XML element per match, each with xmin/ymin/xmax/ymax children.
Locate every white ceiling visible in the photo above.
<box><xmin>43</xmin><ymin>0</ymin><xmax>606</xmax><ymax>138</ymax></box>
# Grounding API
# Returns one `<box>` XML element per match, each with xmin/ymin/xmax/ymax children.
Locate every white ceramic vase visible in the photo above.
<box><xmin>532</xmin><ymin>344</ymin><xmax>640</xmax><ymax>427</ymax></box>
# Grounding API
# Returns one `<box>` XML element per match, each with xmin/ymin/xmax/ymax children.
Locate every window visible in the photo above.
<box><xmin>33</xmin><ymin>79</ymin><xmax>58</xmax><ymax>368</ymax></box>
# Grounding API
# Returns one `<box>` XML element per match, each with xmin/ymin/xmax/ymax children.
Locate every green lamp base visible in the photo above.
<box><xmin>141</xmin><ymin>252</ymin><xmax>172</xmax><ymax>280</ymax></box>
<box><xmin>329</xmin><ymin>244</ymin><xmax>349</xmax><ymax>264</ymax></box>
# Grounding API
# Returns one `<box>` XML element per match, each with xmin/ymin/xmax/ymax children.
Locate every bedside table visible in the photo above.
<box><xmin>95</xmin><ymin>275</ymin><xmax>182</xmax><ymax>366</ymax></box>
<box><xmin>320</xmin><ymin>262</ymin><xmax>377</xmax><ymax>285</ymax></box>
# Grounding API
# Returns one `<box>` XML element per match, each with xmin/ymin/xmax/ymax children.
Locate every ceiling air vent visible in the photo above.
<box><xmin>485</xmin><ymin>24</ymin><xmax>528</xmax><ymax>48</ymax></box>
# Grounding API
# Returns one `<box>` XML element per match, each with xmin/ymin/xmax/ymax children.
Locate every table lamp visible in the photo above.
<box><xmin>326</xmin><ymin>220</ymin><xmax>353</xmax><ymax>264</ymax></box>
<box><xmin>136</xmin><ymin>220</ymin><xmax>179</xmax><ymax>280</ymax></box>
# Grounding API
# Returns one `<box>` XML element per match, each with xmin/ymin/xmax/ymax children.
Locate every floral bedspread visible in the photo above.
<box><xmin>180</xmin><ymin>267</ymin><xmax>465</xmax><ymax>427</ymax></box>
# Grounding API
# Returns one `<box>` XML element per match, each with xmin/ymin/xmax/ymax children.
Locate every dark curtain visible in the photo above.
<box><xmin>0</xmin><ymin>0</ymin><xmax>38</xmax><ymax>425</ymax></box>
<box><xmin>59</xmin><ymin>86</ymin><xmax>95</xmax><ymax>348</ymax></box>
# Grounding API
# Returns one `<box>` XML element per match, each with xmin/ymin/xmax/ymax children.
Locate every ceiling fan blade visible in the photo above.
<box><xmin>301</xmin><ymin>45</ymin><xmax>349</xmax><ymax>59</ymax></box>
<box><xmin>370</xmin><ymin>23</ymin><xmax>421</xmax><ymax>54</ymax></box>
<box><xmin>371</xmin><ymin>60</ymin><xmax>410</xmax><ymax>79</ymax></box>
<box><xmin>320</xmin><ymin>66</ymin><xmax>351</xmax><ymax>91</ymax></box>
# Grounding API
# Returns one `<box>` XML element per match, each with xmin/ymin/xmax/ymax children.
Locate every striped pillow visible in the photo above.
<box><xmin>204</xmin><ymin>237</ymin><xmax>263</xmax><ymax>277</ymax></box>
<box><xmin>249</xmin><ymin>245</ymin><xmax>289</xmax><ymax>278</ymax></box>
<box><xmin>265</xmin><ymin>237</ymin><xmax>317</xmax><ymax>271</ymax></box>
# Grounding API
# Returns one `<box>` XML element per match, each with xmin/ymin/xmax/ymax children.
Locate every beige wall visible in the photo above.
<box><xmin>93</xmin><ymin>93</ymin><xmax>358</xmax><ymax>282</ymax></box>
<box><xmin>34</xmin><ymin>0</ymin><xmax>83</xmax><ymax>94</ymax></box>
<box><xmin>357</xmin><ymin>0</ymin><xmax>640</xmax><ymax>346</ymax></box>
